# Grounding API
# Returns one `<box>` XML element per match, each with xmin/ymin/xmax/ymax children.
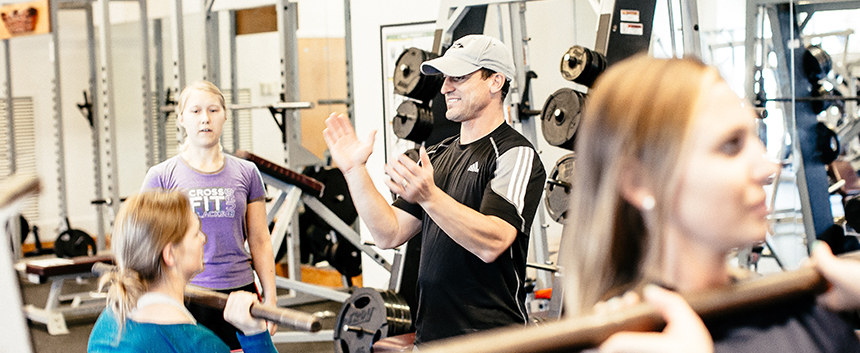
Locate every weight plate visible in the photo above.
<box><xmin>19</xmin><ymin>215</ymin><xmax>28</xmax><ymax>244</ymax></box>
<box><xmin>393</xmin><ymin>47</ymin><xmax>443</xmax><ymax>102</ymax></box>
<box><xmin>545</xmin><ymin>153</ymin><xmax>576</xmax><ymax>223</ymax></box>
<box><xmin>541</xmin><ymin>88</ymin><xmax>585</xmax><ymax>150</ymax></box>
<box><xmin>815</xmin><ymin>122</ymin><xmax>840</xmax><ymax>165</ymax></box>
<box><xmin>329</xmin><ymin>241</ymin><xmax>362</xmax><ymax>278</ymax></box>
<box><xmin>54</xmin><ymin>229</ymin><xmax>95</xmax><ymax>258</ymax></box>
<box><xmin>393</xmin><ymin>100</ymin><xmax>433</xmax><ymax>143</ymax></box>
<box><xmin>803</xmin><ymin>45</ymin><xmax>832</xmax><ymax>83</ymax></box>
<box><xmin>334</xmin><ymin>288</ymin><xmax>413</xmax><ymax>353</ymax></box>
<box><xmin>559</xmin><ymin>45</ymin><xmax>606</xmax><ymax>87</ymax></box>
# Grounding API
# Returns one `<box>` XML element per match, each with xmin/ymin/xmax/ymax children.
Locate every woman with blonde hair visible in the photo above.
<box><xmin>87</xmin><ymin>190</ymin><xmax>276</xmax><ymax>352</ymax></box>
<box><xmin>141</xmin><ymin>81</ymin><xmax>277</xmax><ymax>349</ymax></box>
<box><xmin>562</xmin><ymin>55</ymin><xmax>860</xmax><ymax>352</ymax></box>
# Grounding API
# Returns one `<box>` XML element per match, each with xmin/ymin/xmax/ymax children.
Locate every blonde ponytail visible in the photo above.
<box><xmin>100</xmin><ymin>190</ymin><xmax>194</xmax><ymax>332</ymax></box>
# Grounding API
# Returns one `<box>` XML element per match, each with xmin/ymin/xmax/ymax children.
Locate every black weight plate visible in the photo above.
<box><xmin>393</xmin><ymin>48</ymin><xmax>443</xmax><ymax>102</ymax></box>
<box><xmin>393</xmin><ymin>100</ymin><xmax>433</xmax><ymax>143</ymax></box>
<box><xmin>559</xmin><ymin>45</ymin><xmax>606</xmax><ymax>87</ymax></box>
<box><xmin>541</xmin><ymin>88</ymin><xmax>585</xmax><ymax>150</ymax></box>
<box><xmin>803</xmin><ymin>45</ymin><xmax>832</xmax><ymax>83</ymax></box>
<box><xmin>330</xmin><ymin>241</ymin><xmax>362</xmax><ymax>278</ymax></box>
<box><xmin>545</xmin><ymin>153</ymin><xmax>576</xmax><ymax>223</ymax></box>
<box><xmin>19</xmin><ymin>215</ymin><xmax>28</xmax><ymax>243</ymax></box>
<box><xmin>810</xmin><ymin>82</ymin><xmax>844</xmax><ymax>115</ymax></box>
<box><xmin>815</xmin><ymin>122</ymin><xmax>840</xmax><ymax>165</ymax></box>
<box><xmin>55</xmin><ymin>229</ymin><xmax>95</xmax><ymax>258</ymax></box>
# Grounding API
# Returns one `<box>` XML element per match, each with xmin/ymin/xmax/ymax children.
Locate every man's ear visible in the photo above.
<box><xmin>162</xmin><ymin>244</ymin><xmax>176</xmax><ymax>267</ymax></box>
<box><xmin>619</xmin><ymin>161</ymin><xmax>655</xmax><ymax>211</ymax></box>
<box><xmin>488</xmin><ymin>73</ymin><xmax>505</xmax><ymax>94</ymax></box>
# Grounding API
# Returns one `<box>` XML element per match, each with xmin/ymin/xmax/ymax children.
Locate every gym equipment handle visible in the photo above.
<box><xmin>418</xmin><ymin>251</ymin><xmax>860</xmax><ymax>353</ymax></box>
<box><xmin>92</xmin><ymin>262</ymin><xmax>321</xmax><ymax>332</ymax></box>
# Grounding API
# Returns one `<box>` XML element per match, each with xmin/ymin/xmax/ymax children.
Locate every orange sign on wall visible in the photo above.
<box><xmin>0</xmin><ymin>0</ymin><xmax>50</xmax><ymax>40</ymax></box>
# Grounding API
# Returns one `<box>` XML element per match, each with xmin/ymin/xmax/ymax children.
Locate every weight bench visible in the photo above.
<box><xmin>21</xmin><ymin>254</ymin><xmax>113</xmax><ymax>335</ymax></box>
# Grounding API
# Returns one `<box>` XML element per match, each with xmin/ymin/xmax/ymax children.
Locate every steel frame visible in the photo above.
<box><xmin>744</xmin><ymin>0</ymin><xmax>860</xmax><ymax>255</ymax></box>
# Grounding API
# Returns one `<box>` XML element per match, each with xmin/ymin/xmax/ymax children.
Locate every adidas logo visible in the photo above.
<box><xmin>467</xmin><ymin>162</ymin><xmax>479</xmax><ymax>173</ymax></box>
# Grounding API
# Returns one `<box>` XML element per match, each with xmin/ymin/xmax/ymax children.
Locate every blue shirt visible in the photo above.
<box><xmin>87</xmin><ymin>308</ymin><xmax>276</xmax><ymax>353</ymax></box>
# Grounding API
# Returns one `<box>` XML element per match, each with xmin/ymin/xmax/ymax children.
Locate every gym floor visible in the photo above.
<box><xmin>22</xmin><ymin>278</ymin><xmax>341</xmax><ymax>353</ymax></box>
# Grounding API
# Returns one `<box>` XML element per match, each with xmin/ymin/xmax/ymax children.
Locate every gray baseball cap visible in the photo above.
<box><xmin>420</xmin><ymin>35</ymin><xmax>516</xmax><ymax>82</ymax></box>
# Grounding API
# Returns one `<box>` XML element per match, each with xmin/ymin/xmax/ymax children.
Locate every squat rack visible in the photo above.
<box><xmin>744</xmin><ymin>0</ymin><xmax>860</xmax><ymax>264</ymax></box>
<box><xmin>2</xmin><ymin>0</ymin><xmax>149</xmax><ymax>253</ymax></box>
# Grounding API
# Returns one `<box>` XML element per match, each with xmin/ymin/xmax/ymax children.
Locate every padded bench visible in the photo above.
<box><xmin>21</xmin><ymin>255</ymin><xmax>113</xmax><ymax>335</ymax></box>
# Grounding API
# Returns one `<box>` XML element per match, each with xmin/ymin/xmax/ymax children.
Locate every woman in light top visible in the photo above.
<box><xmin>141</xmin><ymin>81</ymin><xmax>277</xmax><ymax>349</ymax></box>
<box><xmin>87</xmin><ymin>190</ymin><xmax>276</xmax><ymax>352</ymax></box>
<box><xmin>562</xmin><ymin>55</ymin><xmax>860</xmax><ymax>352</ymax></box>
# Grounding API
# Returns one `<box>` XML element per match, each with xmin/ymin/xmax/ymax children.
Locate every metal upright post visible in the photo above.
<box><xmin>49</xmin><ymin>0</ymin><xmax>69</xmax><ymax>231</ymax></box>
<box><xmin>276</xmin><ymin>0</ymin><xmax>300</xmax><ymax>168</ymax></box>
<box><xmin>153</xmin><ymin>19</ymin><xmax>167</xmax><ymax>162</ymax></box>
<box><xmin>3</xmin><ymin>39</ymin><xmax>13</xmax><ymax>175</ymax></box>
<box><xmin>228</xmin><ymin>11</ymin><xmax>239</xmax><ymax>151</ymax></box>
<box><xmin>343</xmin><ymin>0</ymin><xmax>355</xmax><ymax>123</ymax></box>
<box><xmin>3</xmin><ymin>39</ymin><xmax>18</xmax><ymax>260</ymax></box>
<box><xmin>85</xmin><ymin>4</ymin><xmax>105</xmax><ymax>248</ymax></box>
<box><xmin>768</xmin><ymin>3</ymin><xmax>831</xmax><ymax>250</ymax></box>
<box><xmin>97</xmin><ymin>0</ymin><xmax>121</xmax><ymax>224</ymax></box>
<box><xmin>508</xmin><ymin>1</ymin><xmax>552</xmax><ymax>289</ymax></box>
<box><xmin>140</xmin><ymin>0</ymin><xmax>154</xmax><ymax>170</ymax></box>
<box><xmin>170</xmin><ymin>0</ymin><xmax>186</xmax><ymax>145</ymax></box>
<box><xmin>275</xmin><ymin>0</ymin><xmax>301</xmax><ymax>285</ymax></box>
<box><xmin>678</xmin><ymin>0</ymin><xmax>701</xmax><ymax>57</ymax></box>
<box><xmin>203</xmin><ymin>1</ymin><xmax>220</xmax><ymax>87</ymax></box>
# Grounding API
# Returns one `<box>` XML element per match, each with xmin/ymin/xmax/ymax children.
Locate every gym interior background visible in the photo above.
<box><xmin>2</xmin><ymin>0</ymin><xmax>860</xmax><ymax>351</ymax></box>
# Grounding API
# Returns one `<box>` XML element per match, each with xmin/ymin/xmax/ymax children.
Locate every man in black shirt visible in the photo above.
<box><xmin>323</xmin><ymin>34</ymin><xmax>545</xmax><ymax>345</ymax></box>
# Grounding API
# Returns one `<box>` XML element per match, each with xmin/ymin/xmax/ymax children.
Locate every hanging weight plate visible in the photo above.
<box><xmin>541</xmin><ymin>88</ymin><xmax>586</xmax><ymax>150</ymax></box>
<box><xmin>328</xmin><ymin>240</ymin><xmax>363</xmax><ymax>278</ymax></box>
<box><xmin>803</xmin><ymin>45</ymin><xmax>832</xmax><ymax>83</ymax></box>
<box><xmin>815</xmin><ymin>122</ymin><xmax>840</xmax><ymax>165</ymax></box>
<box><xmin>393</xmin><ymin>47</ymin><xmax>443</xmax><ymax>102</ymax></box>
<box><xmin>393</xmin><ymin>100</ymin><xmax>434</xmax><ymax>143</ymax></box>
<box><xmin>334</xmin><ymin>288</ymin><xmax>413</xmax><ymax>353</ymax></box>
<box><xmin>559</xmin><ymin>45</ymin><xmax>607</xmax><ymax>87</ymax></box>
<box><xmin>545</xmin><ymin>153</ymin><xmax>576</xmax><ymax>223</ymax></box>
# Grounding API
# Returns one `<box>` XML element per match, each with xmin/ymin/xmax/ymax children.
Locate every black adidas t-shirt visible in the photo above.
<box><xmin>393</xmin><ymin>122</ymin><xmax>546</xmax><ymax>344</ymax></box>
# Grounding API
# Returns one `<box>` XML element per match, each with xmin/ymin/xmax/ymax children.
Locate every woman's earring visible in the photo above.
<box><xmin>641</xmin><ymin>195</ymin><xmax>655</xmax><ymax>211</ymax></box>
